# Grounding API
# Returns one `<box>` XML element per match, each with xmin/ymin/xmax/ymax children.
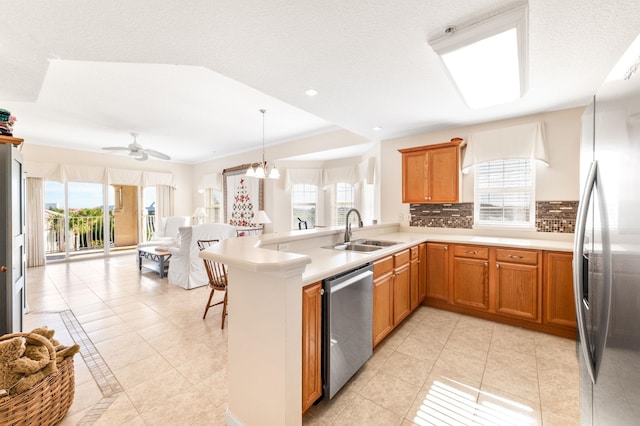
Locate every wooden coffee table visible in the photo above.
<box><xmin>138</xmin><ymin>246</ymin><xmax>172</xmax><ymax>278</ymax></box>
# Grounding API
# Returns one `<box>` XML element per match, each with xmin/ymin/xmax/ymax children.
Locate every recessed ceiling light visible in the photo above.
<box><xmin>304</xmin><ymin>88</ymin><xmax>319</xmax><ymax>96</ymax></box>
<box><xmin>373</xmin><ymin>126</ymin><xmax>382</xmax><ymax>131</ymax></box>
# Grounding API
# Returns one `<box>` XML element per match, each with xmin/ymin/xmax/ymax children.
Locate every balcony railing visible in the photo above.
<box><xmin>45</xmin><ymin>214</ymin><xmax>157</xmax><ymax>256</ymax></box>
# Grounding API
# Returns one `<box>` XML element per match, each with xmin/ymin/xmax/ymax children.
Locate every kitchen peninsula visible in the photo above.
<box><xmin>199</xmin><ymin>224</ymin><xmax>573</xmax><ymax>426</ymax></box>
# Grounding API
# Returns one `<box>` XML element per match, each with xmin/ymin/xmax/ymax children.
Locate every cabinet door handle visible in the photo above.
<box><xmin>496</xmin><ymin>264</ymin><xmax>500</xmax><ymax>269</ymax></box>
<box><xmin>484</xmin><ymin>262</ymin><xmax>488</xmax><ymax>267</ymax></box>
<box><xmin>444</xmin><ymin>246</ymin><xmax>448</xmax><ymax>251</ymax></box>
<box><xmin>508</xmin><ymin>254</ymin><xmax>524</xmax><ymax>259</ymax></box>
<box><xmin>0</xmin><ymin>266</ymin><xmax>6</xmax><ymax>273</ymax></box>
<box><xmin>319</xmin><ymin>288</ymin><xmax>325</xmax><ymax>296</ymax></box>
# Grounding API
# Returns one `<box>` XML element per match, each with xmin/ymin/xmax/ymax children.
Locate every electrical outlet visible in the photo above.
<box><xmin>278</xmin><ymin>243</ymin><xmax>289</xmax><ymax>252</ymax></box>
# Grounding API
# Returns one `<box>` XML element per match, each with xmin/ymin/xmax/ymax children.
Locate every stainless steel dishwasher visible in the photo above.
<box><xmin>323</xmin><ymin>263</ymin><xmax>373</xmax><ymax>399</ymax></box>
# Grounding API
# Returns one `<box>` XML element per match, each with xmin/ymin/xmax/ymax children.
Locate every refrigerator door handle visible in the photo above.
<box><xmin>574</xmin><ymin>161</ymin><xmax>598</xmax><ymax>384</ymax></box>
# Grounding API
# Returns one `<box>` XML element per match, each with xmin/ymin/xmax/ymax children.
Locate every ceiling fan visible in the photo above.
<box><xmin>102</xmin><ymin>133</ymin><xmax>171</xmax><ymax>161</ymax></box>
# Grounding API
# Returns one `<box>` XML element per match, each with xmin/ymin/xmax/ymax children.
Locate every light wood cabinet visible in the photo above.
<box><xmin>426</xmin><ymin>243</ymin><xmax>450</xmax><ymax>302</ymax></box>
<box><xmin>302</xmin><ymin>281</ymin><xmax>322</xmax><ymax>413</ymax></box>
<box><xmin>495</xmin><ymin>248</ymin><xmax>542</xmax><ymax>322</ymax></box>
<box><xmin>453</xmin><ymin>245</ymin><xmax>490</xmax><ymax>311</ymax></box>
<box><xmin>373</xmin><ymin>256</ymin><xmax>394</xmax><ymax>347</ymax></box>
<box><xmin>423</xmin><ymin>241</ymin><xmax>574</xmax><ymax>338</ymax></box>
<box><xmin>418</xmin><ymin>243</ymin><xmax>427</xmax><ymax>304</ymax></box>
<box><xmin>393</xmin><ymin>249</ymin><xmax>412</xmax><ymax>325</ymax></box>
<box><xmin>410</xmin><ymin>246</ymin><xmax>420</xmax><ymax>310</ymax></box>
<box><xmin>398</xmin><ymin>138</ymin><xmax>461</xmax><ymax>203</ymax></box>
<box><xmin>543</xmin><ymin>252</ymin><xmax>576</xmax><ymax>328</ymax></box>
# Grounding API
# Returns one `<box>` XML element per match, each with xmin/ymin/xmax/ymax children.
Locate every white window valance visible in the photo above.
<box><xmin>62</xmin><ymin>165</ymin><xmax>106</xmax><ymax>183</ymax></box>
<box><xmin>358</xmin><ymin>157</ymin><xmax>376</xmax><ymax>185</ymax></box>
<box><xmin>323</xmin><ymin>166</ymin><xmax>358</xmax><ymax>188</ymax></box>
<box><xmin>143</xmin><ymin>171</ymin><xmax>176</xmax><ymax>188</ymax></box>
<box><xmin>285</xmin><ymin>168</ymin><xmax>323</xmax><ymax>190</ymax></box>
<box><xmin>24</xmin><ymin>161</ymin><xmax>175</xmax><ymax>187</ymax></box>
<box><xmin>23</xmin><ymin>162</ymin><xmax>63</xmax><ymax>182</ymax></box>
<box><xmin>462</xmin><ymin>122</ymin><xmax>549</xmax><ymax>172</ymax></box>
<box><xmin>108</xmin><ymin>168</ymin><xmax>143</xmax><ymax>186</ymax></box>
<box><xmin>200</xmin><ymin>172</ymin><xmax>223</xmax><ymax>190</ymax></box>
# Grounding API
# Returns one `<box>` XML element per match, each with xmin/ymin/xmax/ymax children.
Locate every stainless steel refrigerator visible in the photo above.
<box><xmin>575</xmin><ymin>34</ymin><xmax>640</xmax><ymax>425</ymax></box>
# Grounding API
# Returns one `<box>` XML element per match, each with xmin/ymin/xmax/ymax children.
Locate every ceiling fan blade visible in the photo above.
<box><xmin>144</xmin><ymin>149</ymin><xmax>171</xmax><ymax>160</ymax></box>
<box><xmin>102</xmin><ymin>146</ymin><xmax>129</xmax><ymax>151</ymax></box>
<box><xmin>135</xmin><ymin>151</ymin><xmax>149</xmax><ymax>161</ymax></box>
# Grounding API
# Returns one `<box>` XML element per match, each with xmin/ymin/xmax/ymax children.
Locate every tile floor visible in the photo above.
<box><xmin>23</xmin><ymin>254</ymin><xmax>579</xmax><ymax>425</ymax></box>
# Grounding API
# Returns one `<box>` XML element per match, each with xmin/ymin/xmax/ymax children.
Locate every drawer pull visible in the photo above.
<box><xmin>508</xmin><ymin>254</ymin><xmax>524</xmax><ymax>259</ymax></box>
<box><xmin>444</xmin><ymin>246</ymin><xmax>448</xmax><ymax>251</ymax></box>
<box><xmin>496</xmin><ymin>264</ymin><xmax>500</xmax><ymax>269</ymax></box>
<box><xmin>466</xmin><ymin>250</ymin><xmax>477</xmax><ymax>255</ymax></box>
<box><xmin>484</xmin><ymin>262</ymin><xmax>488</xmax><ymax>267</ymax></box>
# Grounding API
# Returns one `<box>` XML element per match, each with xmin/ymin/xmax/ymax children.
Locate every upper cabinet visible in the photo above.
<box><xmin>399</xmin><ymin>138</ymin><xmax>462</xmax><ymax>203</ymax></box>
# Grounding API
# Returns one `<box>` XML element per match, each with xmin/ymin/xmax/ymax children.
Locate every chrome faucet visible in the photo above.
<box><xmin>344</xmin><ymin>208</ymin><xmax>363</xmax><ymax>243</ymax></box>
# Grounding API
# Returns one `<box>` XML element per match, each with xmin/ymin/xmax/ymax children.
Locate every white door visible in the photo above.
<box><xmin>0</xmin><ymin>143</ymin><xmax>25</xmax><ymax>334</ymax></box>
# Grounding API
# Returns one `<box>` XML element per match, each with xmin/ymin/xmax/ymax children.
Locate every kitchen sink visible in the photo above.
<box><xmin>330</xmin><ymin>243</ymin><xmax>382</xmax><ymax>252</ymax></box>
<box><xmin>350</xmin><ymin>239</ymin><xmax>399</xmax><ymax>247</ymax></box>
<box><xmin>323</xmin><ymin>239</ymin><xmax>400</xmax><ymax>253</ymax></box>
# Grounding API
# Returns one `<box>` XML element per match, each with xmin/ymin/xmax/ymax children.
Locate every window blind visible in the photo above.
<box><xmin>475</xmin><ymin>159</ymin><xmax>534</xmax><ymax>227</ymax></box>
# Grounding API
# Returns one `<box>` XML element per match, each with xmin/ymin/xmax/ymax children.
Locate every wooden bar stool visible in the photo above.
<box><xmin>197</xmin><ymin>239</ymin><xmax>229</xmax><ymax>329</ymax></box>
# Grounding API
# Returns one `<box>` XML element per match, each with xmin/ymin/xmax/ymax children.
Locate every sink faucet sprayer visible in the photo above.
<box><xmin>344</xmin><ymin>208</ymin><xmax>363</xmax><ymax>243</ymax></box>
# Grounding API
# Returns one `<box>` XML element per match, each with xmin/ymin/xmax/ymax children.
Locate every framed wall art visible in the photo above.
<box><xmin>223</xmin><ymin>164</ymin><xmax>264</xmax><ymax>226</ymax></box>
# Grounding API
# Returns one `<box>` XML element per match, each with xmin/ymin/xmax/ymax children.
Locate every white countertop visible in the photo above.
<box><xmin>200</xmin><ymin>224</ymin><xmax>574</xmax><ymax>285</ymax></box>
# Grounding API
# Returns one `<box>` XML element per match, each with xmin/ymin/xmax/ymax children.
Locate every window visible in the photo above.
<box><xmin>474</xmin><ymin>159</ymin><xmax>535</xmax><ymax>228</ymax></box>
<box><xmin>291</xmin><ymin>184</ymin><xmax>317</xmax><ymax>229</ymax></box>
<box><xmin>335</xmin><ymin>183</ymin><xmax>355</xmax><ymax>226</ymax></box>
<box><xmin>204</xmin><ymin>188</ymin><xmax>222</xmax><ymax>223</ymax></box>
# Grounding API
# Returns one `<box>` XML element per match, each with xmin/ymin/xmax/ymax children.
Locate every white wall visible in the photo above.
<box><xmin>192</xmin><ymin>129</ymin><xmax>370</xmax><ymax>234</ymax></box>
<box><xmin>380</xmin><ymin>107</ymin><xmax>584</xmax><ymax>225</ymax></box>
<box><xmin>21</xmin><ymin>144</ymin><xmax>194</xmax><ymax>216</ymax></box>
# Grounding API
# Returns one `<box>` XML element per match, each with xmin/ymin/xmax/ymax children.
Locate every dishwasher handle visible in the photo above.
<box><xmin>329</xmin><ymin>270</ymin><xmax>373</xmax><ymax>293</ymax></box>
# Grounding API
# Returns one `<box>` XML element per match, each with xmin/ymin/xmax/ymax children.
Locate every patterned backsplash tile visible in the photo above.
<box><xmin>409</xmin><ymin>201</ymin><xmax>578</xmax><ymax>233</ymax></box>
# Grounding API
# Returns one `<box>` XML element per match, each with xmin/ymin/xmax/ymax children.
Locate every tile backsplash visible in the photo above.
<box><xmin>409</xmin><ymin>201</ymin><xmax>578</xmax><ymax>233</ymax></box>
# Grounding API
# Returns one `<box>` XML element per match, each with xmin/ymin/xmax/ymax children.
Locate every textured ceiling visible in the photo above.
<box><xmin>1</xmin><ymin>1</ymin><xmax>639</xmax><ymax>163</ymax></box>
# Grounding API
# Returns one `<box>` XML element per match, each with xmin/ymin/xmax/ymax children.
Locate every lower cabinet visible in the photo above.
<box><xmin>495</xmin><ymin>248</ymin><xmax>541</xmax><ymax>322</ymax></box>
<box><xmin>373</xmin><ymin>256</ymin><xmax>394</xmax><ymax>347</ymax></box>
<box><xmin>424</xmin><ymin>242</ymin><xmax>576</xmax><ymax>338</ymax></box>
<box><xmin>418</xmin><ymin>243</ymin><xmax>427</xmax><ymax>303</ymax></box>
<box><xmin>452</xmin><ymin>245</ymin><xmax>489</xmax><ymax>311</ymax></box>
<box><xmin>373</xmin><ymin>245</ymin><xmax>423</xmax><ymax>348</ymax></box>
<box><xmin>426</xmin><ymin>243</ymin><xmax>450</xmax><ymax>302</ymax></box>
<box><xmin>393</xmin><ymin>249</ymin><xmax>412</xmax><ymax>325</ymax></box>
<box><xmin>302</xmin><ymin>281</ymin><xmax>323</xmax><ymax>413</ymax></box>
<box><xmin>543</xmin><ymin>251</ymin><xmax>576</xmax><ymax>329</ymax></box>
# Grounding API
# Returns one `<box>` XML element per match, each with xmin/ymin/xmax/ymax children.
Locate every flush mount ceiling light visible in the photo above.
<box><xmin>428</xmin><ymin>3</ymin><xmax>528</xmax><ymax>109</ymax></box>
<box><xmin>246</xmin><ymin>109</ymin><xmax>280</xmax><ymax>180</ymax></box>
<box><xmin>304</xmin><ymin>88</ymin><xmax>319</xmax><ymax>96</ymax></box>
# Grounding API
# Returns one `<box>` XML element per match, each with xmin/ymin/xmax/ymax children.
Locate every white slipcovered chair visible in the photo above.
<box><xmin>167</xmin><ymin>223</ymin><xmax>237</xmax><ymax>289</ymax></box>
<box><xmin>137</xmin><ymin>216</ymin><xmax>189</xmax><ymax>249</ymax></box>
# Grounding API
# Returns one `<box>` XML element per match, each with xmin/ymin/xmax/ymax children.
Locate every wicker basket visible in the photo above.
<box><xmin>0</xmin><ymin>333</ymin><xmax>75</xmax><ymax>426</ymax></box>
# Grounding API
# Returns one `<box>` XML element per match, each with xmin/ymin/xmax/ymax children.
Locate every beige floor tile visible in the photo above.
<box><xmin>125</xmin><ymin>368</ymin><xmax>193</xmax><ymax>414</ymax></box>
<box><xmin>24</xmin><ymin>256</ymin><xmax>582</xmax><ymax>425</ymax></box>
<box><xmin>66</xmin><ymin>379</ymin><xmax>103</xmax><ymax>416</ymax></box>
<box><xmin>433</xmin><ymin>347</ymin><xmax>487</xmax><ymax>384</ymax></box>
<box><xmin>93</xmin><ymin>393</ymin><xmax>141</xmax><ymax>426</ymax></box>
<box><xmin>359</xmin><ymin>370</ymin><xmax>422</xmax><ymax>416</ymax></box>
<box><xmin>333</xmin><ymin>394</ymin><xmax>403</xmax><ymax>426</ymax></box>
<box><xmin>112</xmin><ymin>352</ymin><xmax>174</xmax><ymax>390</ymax></box>
<box><xmin>478</xmin><ymin>384</ymin><xmax>542</xmax><ymax>425</ymax></box>
<box><xmin>380</xmin><ymin>351</ymin><xmax>433</xmax><ymax>387</ymax></box>
<box><xmin>396</xmin><ymin>335</ymin><xmax>444</xmax><ymax>364</ymax></box>
<box><xmin>405</xmin><ymin>374</ymin><xmax>480</xmax><ymax>425</ymax></box>
<box><xmin>304</xmin><ymin>388</ymin><xmax>357</xmax><ymax>424</ymax></box>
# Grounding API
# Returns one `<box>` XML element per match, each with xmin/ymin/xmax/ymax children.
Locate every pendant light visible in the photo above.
<box><xmin>246</xmin><ymin>109</ymin><xmax>280</xmax><ymax>179</ymax></box>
